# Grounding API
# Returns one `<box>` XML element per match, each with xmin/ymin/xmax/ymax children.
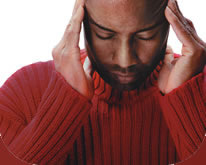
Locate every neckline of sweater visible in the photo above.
<box><xmin>91</xmin><ymin>60</ymin><xmax>163</xmax><ymax>105</ymax></box>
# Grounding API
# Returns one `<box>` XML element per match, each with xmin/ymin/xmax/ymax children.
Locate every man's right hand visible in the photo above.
<box><xmin>52</xmin><ymin>0</ymin><xmax>94</xmax><ymax>100</ymax></box>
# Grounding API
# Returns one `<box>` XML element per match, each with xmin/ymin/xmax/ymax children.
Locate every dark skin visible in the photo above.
<box><xmin>53</xmin><ymin>0</ymin><xmax>205</xmax><ymax>98</ymax></box>
<box><xmin>83</xmin><ymin>0</ymin><xmax>170</xmax><ymax>91</ymax></box>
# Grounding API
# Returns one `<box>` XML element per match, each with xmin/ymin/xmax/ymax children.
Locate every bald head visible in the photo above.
<box><xmin>85</xmin><ymin>0</ymin><xmax>168</xmax><ymax>18</ymax></box>
<box><xmin>85</xmin><ymin>0</ymin><xmax>168</xmax><ymax>33</ymax></box>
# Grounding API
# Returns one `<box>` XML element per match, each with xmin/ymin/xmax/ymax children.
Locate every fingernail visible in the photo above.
<box><xmin>174</xmin><ymin>53</ymin><xmax>181</xmax><ymax>58</ymax></box>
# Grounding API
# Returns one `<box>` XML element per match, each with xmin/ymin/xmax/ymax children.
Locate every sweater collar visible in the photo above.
<box><xmin>92</xmin><ymin>60</ymin><xmax>163</xmax><ymax>104</ymax></box>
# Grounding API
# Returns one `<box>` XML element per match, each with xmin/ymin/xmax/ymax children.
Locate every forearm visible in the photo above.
<box><xmin>158</xmin><ymin>70</ymin><xmax>206</xmax><ymax>160</ymax></box>
<box><xmin>0</xmin><ymin>70</ymin><xmax>92</xmax><ymax>164</ymax></box>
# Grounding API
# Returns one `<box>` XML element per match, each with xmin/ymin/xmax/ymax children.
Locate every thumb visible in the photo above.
<box><xmin>158</xmin><ymin>45</ymin><xmax>175</xmax><ymax>93</ymax></box>
<box><xmin>164</xmin><ymin>45</ymin><xmax>175</xmax><ymax>65</ymax></box>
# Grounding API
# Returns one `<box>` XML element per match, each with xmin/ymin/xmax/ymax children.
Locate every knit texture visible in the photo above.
<box><xmin>0</xmin><ymin>49</ymin><xmax>205</xmax><ymax>165</ymax></box>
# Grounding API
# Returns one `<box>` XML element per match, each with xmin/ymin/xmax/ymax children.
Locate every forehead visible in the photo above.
<box><xmin>85</xmin><ymin>0</ymin><xmax>167</xmax><ymax>33</ymax></box>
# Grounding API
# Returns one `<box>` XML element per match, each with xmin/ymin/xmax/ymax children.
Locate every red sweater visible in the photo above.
<box><xmin>0</xmin><ymin>49</ymin><xmax>205</xmax><ymax>165</ymax></box>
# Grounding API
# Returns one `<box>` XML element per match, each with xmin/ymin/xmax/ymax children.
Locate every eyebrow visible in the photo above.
<box><xmin>88</xmin><ymin>13</ymin><xmax>166</xmax><ymax>34</ymax></box>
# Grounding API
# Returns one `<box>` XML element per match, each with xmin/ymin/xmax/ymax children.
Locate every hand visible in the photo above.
<box><xmin>52</xmin><ymin>0</ymin><xmax>94</xmax><ymax>100</ymax></box>
<box><xmin>158</xmin><ymin>0</ymin><xmax>206</xmax><ymax>95</ymax></box>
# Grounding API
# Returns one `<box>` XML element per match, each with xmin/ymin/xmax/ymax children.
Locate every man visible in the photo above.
<box><xmin>0</xmin><ymin>0</ymin><xmax>205</xmax><ymax>164</ymax></box>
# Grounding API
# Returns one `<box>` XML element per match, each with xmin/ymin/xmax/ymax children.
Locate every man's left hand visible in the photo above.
<box><xmin>158</xmin><ymin>0</ymin><xmax>206</xmax><ymax>95</ymax></box>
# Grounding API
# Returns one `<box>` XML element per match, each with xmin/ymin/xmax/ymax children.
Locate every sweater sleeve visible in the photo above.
<box><xmin>0</xmin><ymin>61</ymin><xmax>92</xmax><ymax>164</ymax></box>
<box><xmin>158</xmin><ymin>66</ymin><xmax>206</xmax><ymax>161</ymax></box>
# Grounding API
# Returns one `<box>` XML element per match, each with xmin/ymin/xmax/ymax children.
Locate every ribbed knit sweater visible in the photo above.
<box><xmin>0</xmin><ymin>49</ymin><xmax>205</xmax><ymax>165</ymax></box>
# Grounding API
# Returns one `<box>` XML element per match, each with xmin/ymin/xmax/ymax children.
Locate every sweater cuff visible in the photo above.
<box><xmin>54</xmin><ymin>70</ymin><xmax>92</xmax><ymax>104</ymax></box>
<box><xmin>8</xmin><ymin>70</ymin><xmax>92</xmax><ymax>164</ymax></box>
<box><xmin>158</xmin><ymin>70</ymin><xmax>206</xmax><ymax>161</ymax></box>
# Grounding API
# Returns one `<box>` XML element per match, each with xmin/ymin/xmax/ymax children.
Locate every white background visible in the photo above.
<box><xmin>0</xmin><ymin>0</ymin><xmax>205</xmax><ymax>86</ymax></box>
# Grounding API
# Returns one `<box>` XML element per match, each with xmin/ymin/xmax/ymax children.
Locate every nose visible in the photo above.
<box><xmin>113</xmin><ymin>38</ymin><xmax>137</xmax><ymax>68</ymax></box>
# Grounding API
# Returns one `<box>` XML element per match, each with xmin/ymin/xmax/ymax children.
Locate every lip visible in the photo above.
<box><xmin>111</xmin><ymin>71</ymin><xmax>136</xmax><ymax>77</ymax></box>
<box><xmin>111</xmin><ymin>72</ymin><xmax>137</xmax><ymax>83</ymax></box>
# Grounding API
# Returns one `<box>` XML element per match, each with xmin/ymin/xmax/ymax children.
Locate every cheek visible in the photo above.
<box><xmin>134</xmin><ymin>38</ymin><xmax>162</xmax><ymax>64</ymax></box>
<box><xmin>90</xmin><ymin>32</ymin><xmax>116</xmax><ymax>63</ymax></box>
<box><xmin>136</xmin><ymin>27</ymin><xmax>169</xmax><ymax>64</ymax></box>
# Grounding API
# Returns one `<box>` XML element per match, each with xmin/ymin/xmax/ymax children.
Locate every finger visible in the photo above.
<box><xmin>72</xmin><ymin>0</ymin><xmax>84</xmax><ymax>16</ymax></box>
<box><xmin>164</xmin><ymin>45</ymin><xmax>182</xmax><ymax>68</ymax></box>
<box><xmin>165</xmin><ymin>6</ymin><xmax>197</xmax><ymax>48</ymax></box>
<box><xmin>60</xmin><ymin>0</ymin><xmax>84</xmax><ymax>43</ymax></box>
<box><xmin>168</xmin><ymin>0</ymin><xmax>197</xmax><ymax>37</ymax></box>
<box><xmin>65</xmin><ymin>5</ymin><xmax>84</xmax><ymax>48</ymax></box>
<box><xmin>167</xmin><ymin>0</ymin><xmax>205</xmax><ymax>48</ymax></box>
<box><xmin>164</xmin><ymin>50</ymin><xmax>174</xmax><ymax>65</ymax></box>
<box><xmin>185</xmin><ymin>18</ymin><xmax>206</xmax><ymax>47</ymax></box>
<box><xmin>168</xmin><ymin>0</ymin><xmax>184</xmax><ymax>21</ymax></box>
<box><xmin>171</xmin><ymin>57</ymin><xmax>178</xmax><ymax>65</ymax></box>
<box><xmin>158</xmin><ymin>50</ymin><xmax>174</xmax><ymax>93</ymax></box>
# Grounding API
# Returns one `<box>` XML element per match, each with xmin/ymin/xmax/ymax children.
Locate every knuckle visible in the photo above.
<box><xmin>185</xmin><ymin>25</ymin><xmax>192</xmax><ymax>32</ymax></box>
<box><xmin>67</xmin><ymin>28</ymin><xmax>75</xmax><ymax>35</ymax></box>
<box><xmin>61</xmin><ymin>48</ymin><xmax>75</xmax><ymax>60</ymax></box>
<box><xmin>65</xmin><ymin>22</ymin><xmax>73</xmax><ymax>32</ymax></box>
<box><xmin>70</xmin><ymin>47</ymin><xmax>81</xmax><ymax>55</ymax></box>
<box><xmin>61</xmin><ymin>49</ymin><xmax>69</xmax><ymax>59</ymax></box>
<box><xmin>62</xmin><ymin>52</ymin><xmax>69</xmax><ymax>59</ymax></box>
<box><xmin>185</xmin><ymin>24</ymin><xmax>194</xmax><ymax>34</ymax></box>
<box><xmin>72</xmin><ymin>14</ymin><xmax>79</xmax><ymax>23</ymax></box>
<box><xmin>66</xmin><ymin>25</ymin><xmax>77</xmax><ymax>36</ymax></box>
<box><xmin>66</xmin><ymin>22</ymin><xmax>72</xmax><ymax>30</ymax></box>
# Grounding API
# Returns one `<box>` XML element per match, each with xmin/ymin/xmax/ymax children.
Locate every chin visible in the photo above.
<box><xmin>112</xmin><ymin>81</ymin><xmax>143</xmax><ymax>91</ymax></box>
<box><xmin>98</xmin><ymin>69</ymin><xmax>149</xmax><ymax>91</ymax></box>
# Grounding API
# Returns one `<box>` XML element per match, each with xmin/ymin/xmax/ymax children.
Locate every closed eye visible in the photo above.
<box><xmin>136</xmin><ymin>32</ymin><xmax>158</xmax><ymax>41</ymax></box>
<box><xmin>95</xmin><ymin>32</ymin><xmax>114</xmax><ymax>40</ymax></box>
